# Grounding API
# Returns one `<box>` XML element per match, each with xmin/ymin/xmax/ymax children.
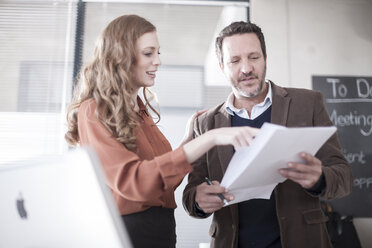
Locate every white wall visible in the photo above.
<box><xmin>250</xmin><ymin>0</ymin><xmax>372</xmax><ymax>247</ymax></box>
<box><xmin>251</xmin><ymin>0</ymin><xmax>372</xmax><ymax>89</ymax></box>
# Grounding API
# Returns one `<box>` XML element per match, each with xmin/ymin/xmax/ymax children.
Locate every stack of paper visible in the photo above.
<box><xmin>221</xmin><ymin>123</ymin><xmax>336</xmax><ymax>205</ymax></box>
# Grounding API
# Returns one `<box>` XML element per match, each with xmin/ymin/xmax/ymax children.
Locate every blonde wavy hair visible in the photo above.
<box><xmin>65</xmin><ymin>15</ymin><xmax>160</xmax><ymax>150</ymax></box>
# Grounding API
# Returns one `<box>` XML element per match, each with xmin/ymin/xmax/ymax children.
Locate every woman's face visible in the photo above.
<box><xmin>133</xmin><ymin>31</ymin><xmax>161</xmax><ymax>89</ymax></box>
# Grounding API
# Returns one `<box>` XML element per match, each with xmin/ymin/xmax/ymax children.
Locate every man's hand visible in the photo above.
<box><xmin>278</xmin><ymin>152</ymin><xmax>322</xmax><ymax>189</ymax></box>
<box><xmin>195</xmin><ymin>181</ymin><xmax>234</xmax><ymax>213</ymax></box>
<box><xmin>179</xmin><ymin>110</ymin><xmax>207</xmax><ymax>147</ymax></box>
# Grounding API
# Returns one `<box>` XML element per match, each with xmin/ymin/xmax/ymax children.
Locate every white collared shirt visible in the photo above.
<box><xmin>225</xmin><ymin>81</ymin><xmax>273</xmax><ymax>120</ymax></box>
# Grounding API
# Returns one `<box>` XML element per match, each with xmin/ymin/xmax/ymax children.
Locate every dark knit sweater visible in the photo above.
<box><xmin>231</xmin><ymin>106</ymin><xmax>282</xmax><ymax>248</ymax></box>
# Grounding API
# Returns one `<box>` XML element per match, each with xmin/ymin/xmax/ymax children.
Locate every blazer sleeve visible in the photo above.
<box><xmin>313</xmin><ymin>91</ymin><xmax>353</xmax><ymax>200</ymax></box>
<box><xmin>182</xmin><ymin>116</ymin><xmax>211</xmax><ymax>218</ymax></box>
<box><xmin>78</xmin><ymin>101</ymin><xmax>192</xmax><ymax>204</ymax></box>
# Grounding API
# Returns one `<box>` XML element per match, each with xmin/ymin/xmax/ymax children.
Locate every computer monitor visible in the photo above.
<box><xmin>0</xmin><ymin>147</ymin><xmax>132</xmax><ymax>248</ymax></box>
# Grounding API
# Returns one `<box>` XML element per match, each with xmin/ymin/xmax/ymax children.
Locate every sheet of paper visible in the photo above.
<box><xmin>221</xmin><ymin>123</ymin><xmax>336</xmax><ymax>205</ymax></box>
<box><xmin>226</xmin><ymin>184</ymin><xmax>277</xmax><ymax>206</ymax></box>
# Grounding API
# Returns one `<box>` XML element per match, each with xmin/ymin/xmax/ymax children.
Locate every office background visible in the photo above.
<box><xmin>0</xmin><ymin>0</ymin><xmax>371</xmax><ymax>247</ymax></box>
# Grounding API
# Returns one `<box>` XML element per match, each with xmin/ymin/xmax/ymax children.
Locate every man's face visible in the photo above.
<box><xmin>220</xmin><ymin>33</ymin><xmax>267</xmax><ymax>99</ymax></box>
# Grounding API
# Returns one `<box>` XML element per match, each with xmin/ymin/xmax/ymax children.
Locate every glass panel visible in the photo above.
<box><xmin>0</xmin><ymin>1</ymin><xmax>77</xmax><ymax>163</ymax></box>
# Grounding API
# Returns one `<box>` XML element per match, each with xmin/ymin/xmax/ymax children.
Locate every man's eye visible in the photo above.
<box><xmin>230</xmin><ymin>60</ymin><xmax>239</xmax><ymax>64</ymax></box>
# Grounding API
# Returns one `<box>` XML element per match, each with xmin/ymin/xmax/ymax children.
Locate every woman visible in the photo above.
<box><xmin>65</xmin><ymin>14</ymin><xmax>257</xmax><ymax>248</ymax></box>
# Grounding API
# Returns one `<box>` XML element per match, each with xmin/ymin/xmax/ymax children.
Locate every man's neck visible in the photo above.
<box><xmin>233</xmin><ymin>83</ymin><xmax>269</xmax><ymax>116</ymax></box>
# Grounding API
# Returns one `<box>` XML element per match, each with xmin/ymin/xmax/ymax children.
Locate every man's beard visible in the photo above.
<box><xmin>233</xmin><ymin>67</ymin><xmax>266</xmax><ymax>98</ymax></box>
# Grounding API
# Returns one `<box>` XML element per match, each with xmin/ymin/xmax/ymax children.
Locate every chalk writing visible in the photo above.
<box><xmin>354</xmin><ymin>177</ymin><xmax>372</xmax><ymax>189</ymax></box>
<box><xmin>357</xmin><ymin>79</ymin><xmax>372</xmax><ymax>98</ymax></box>
<box><xmin>330</xmin><ymin>110</ymin><xmax>372</xmax><ymax>136</ymax></box>
<box><xmin>327</xmin><ymin>78</ymin><xmax>372</xmax><ymax>99</ymax></box>
<box><xmin>343</xmin><ymin>149</ymin><xmax>367</xmax><ymax>164</ymax></box>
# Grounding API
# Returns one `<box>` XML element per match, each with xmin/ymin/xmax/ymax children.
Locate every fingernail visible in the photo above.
<box><xmin>287</xmin><ymin>163</ymin><xmax>293</xmax><ymax>167</ymax></box>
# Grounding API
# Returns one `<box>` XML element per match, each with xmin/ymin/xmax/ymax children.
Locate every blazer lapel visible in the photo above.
<box><xmin>214</xmin><ymin>105</ymin><xmax>235</xmax><ymax>175</ymax></box>
<box><xmin>213</xmin><ymin>104</ymin><xmax>240</xmax><ymax>231</ymax></box>
<box><xmin>270</xmin><ymin>81</ymin><xmax>291</xmax><ymax>126</ymax></box>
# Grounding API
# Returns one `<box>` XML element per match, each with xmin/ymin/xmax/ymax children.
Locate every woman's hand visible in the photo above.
<box><xmin>183</xmin><ymin>126</ymin><xmax>259</xmax><ymax>164</ymax></box>
<box><xmin>208</xmin><ymin>126</ymin><xmax>259</xmax><ymax>149</ymax></box>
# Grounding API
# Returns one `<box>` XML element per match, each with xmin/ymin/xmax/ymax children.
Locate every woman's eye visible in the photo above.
<box><xmin>144</xmin><ymin>53</ymin><xmax>152</xmax><ymax>57</ymax></box>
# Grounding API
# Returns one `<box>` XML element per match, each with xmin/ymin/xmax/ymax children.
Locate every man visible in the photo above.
<box><xmin>182</xmin><ymin>21</ymin><xmax>353</xmax><ymax>248</ymax></box>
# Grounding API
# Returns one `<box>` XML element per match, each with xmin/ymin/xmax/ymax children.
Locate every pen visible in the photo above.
<box><xmin>204</xmin><ymin>177</ymin><xmax>228</xmax><ymax>205</ymax></box>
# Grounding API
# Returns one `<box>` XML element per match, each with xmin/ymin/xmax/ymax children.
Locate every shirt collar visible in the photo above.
<box><xmin>225</xmin><ymin>80</ymin><xmax>272</xmax><ymax>116</ymax></box>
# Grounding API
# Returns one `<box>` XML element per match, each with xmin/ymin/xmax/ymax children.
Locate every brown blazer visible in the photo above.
<box><xmin>182</xmin><ymin>82</ymin><xmax>353</xmax><ymax>248</ymax></box>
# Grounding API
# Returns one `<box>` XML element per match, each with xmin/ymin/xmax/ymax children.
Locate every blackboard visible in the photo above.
<box><xmin>312</xmin><ymin>75</ymin><xmax>372</xmax><ymax>217</ymax></box>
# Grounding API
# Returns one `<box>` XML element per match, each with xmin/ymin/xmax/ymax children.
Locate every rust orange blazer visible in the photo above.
<box><xmin>78</xmin><ymin>98</ymin><xmax>192</xmax><ymax>215</ymax></box>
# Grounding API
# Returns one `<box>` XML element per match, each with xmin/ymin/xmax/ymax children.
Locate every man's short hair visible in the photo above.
<box><xmin>215</xmin><ymin>21</ymin><xmax>267</xmax><ymax>65</ymax></box>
